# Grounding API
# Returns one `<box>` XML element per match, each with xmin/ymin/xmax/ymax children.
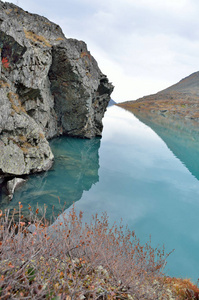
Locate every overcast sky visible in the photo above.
<box><xmin>3</xmin><ymin>0</ymin><xmax>199</xmax><ymax>102</ymax></box>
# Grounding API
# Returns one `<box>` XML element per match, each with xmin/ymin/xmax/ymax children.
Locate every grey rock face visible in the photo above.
<box><xmin>0</xmin><ymin>78</ymin><xmax>54</xmax><ymax>176</ymax></box>
<box><xmin>49</xmin><ymin>40</ymin><xmax>113</xmax><ymax>138</ymax></box>
<box><xmin>0</xmin><ymin>1</ymin><xmax>113</xmax><ymax>177</ymax></box>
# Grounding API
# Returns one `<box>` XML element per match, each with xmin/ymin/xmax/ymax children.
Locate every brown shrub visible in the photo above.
<box><xmin>165</xmin><ymin>277</ymin><xmax>199</xmax><ymax>299</ymax></box>
<box><xmin>0</xmin><ymin>205</ymin><xmax>188</xmax><ymax>299</ymax></box>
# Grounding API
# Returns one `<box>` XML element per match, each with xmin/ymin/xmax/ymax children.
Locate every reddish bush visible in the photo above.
<box><xmin>0</xmin><ymin>205</ymin><xmax>193</xmax><ymax>299</ymax></box>
<box><xmin>165</xmin><ymin>277</ymin><xmax>199</xmax><ymax>299</ymax></box>
<box><xmin>2</xmin><ymin>57</ymin><xmax>9</xmax><ymax>69</ymax></box>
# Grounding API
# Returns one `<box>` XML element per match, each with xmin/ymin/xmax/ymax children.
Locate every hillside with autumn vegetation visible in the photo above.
<box><xmin>118</xmin><ymin>71</ymin><xmax>199</xmax><ymax>123</ymax></box>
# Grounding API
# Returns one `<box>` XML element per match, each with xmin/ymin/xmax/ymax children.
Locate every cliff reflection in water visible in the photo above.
<box><xmin>1</xmin><ymin>137</ymin><xmax>100</xmax><ymax>218</ymax></box>
<box><xmin>131</xmin><ymin>110</ymin><xmax>199</xmax><ymax>180</ymax></box>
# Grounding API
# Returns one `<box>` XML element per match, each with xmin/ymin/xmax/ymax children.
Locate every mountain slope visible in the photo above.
<box><xmin>118</xmin><ymin>72</ymin><xmax>199</xmax><ymax>122</ymax></box>
<box><xmin>160</xmin><ymin>71</ymin><xmax>199</xmax><ymax>95</ymax></box>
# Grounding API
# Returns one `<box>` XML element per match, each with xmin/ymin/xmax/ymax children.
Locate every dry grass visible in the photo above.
<box><xmin>5</xmin><ymin>8</ymin><xmax>13</xmax><ymax>15</ymax></box>
<box><xmin>39</xmin><ymin>132</ymin><xmax>45</xmax><ymax>139</ymax></box>
<box><xmin>18</xmin><ymin>135</ymin><xmax>27</xmax><ymax>143</ymax></box>
<box><xmin>81</xmin><ymin>51</ymin><xmax>91</xmax><ymax>61</ymax></box>
<box><xmin>55</xmin><ymin>37</ymin><xmax>65</xmax><ymax>41</ymax></box>
<box><xmin>165</xmin><ymin>277</ymin><xmax>199</xmax><ymax>299</ymax></box>
<box><xmin>7</xmin><ymin>135</ymin><xmax>34</xmax><ymax>155</ymax></box>
<box><xmin>0</xmin><ymin>79</ymin><xmax>10</xmax><ymax>89</ymax></box>
<box><xmin>19</xmin><ymin>142</ymin><xmax>32</xmax><ymax>154</ymax></box>
<box><xmin>7</xmin><ymin>92</ymin><xmax>27</xmax><ymax>114</ymax></box>
<box><xmin>24</xmin><ymin>29</ymin><xmax>51</xmax><ymax>48</ymax></box>
<box><xmin>118</xmin><ymin>96</ymin><xmax>199</xmax><ymax>121</ymax></box>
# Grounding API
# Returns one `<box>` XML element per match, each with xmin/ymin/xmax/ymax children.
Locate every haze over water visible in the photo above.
<box><xmin>3</xmin><ymin>105</ymin><xmax>199</xmax><ymax>282</ymax></box>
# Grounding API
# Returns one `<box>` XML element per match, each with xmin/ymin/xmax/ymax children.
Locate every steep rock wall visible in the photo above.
<box><xmin>0</xmin><ymin>1</ymin><xmax>113</xmax><ymax>177</ymax></box>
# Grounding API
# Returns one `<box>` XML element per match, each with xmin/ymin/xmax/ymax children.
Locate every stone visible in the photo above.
<box><xmin>0</xmin><ymin>83</ymin><xmax>54</xmax><ymax>176</ymax></box>
<box><xmin>0</xmin><ymin>0</ymin><xmax>113</xmax><ymax>179</ymax></box>
<box><xmin>7</xmin><ymin>177</ymin><xmax>26</xmax><ymax>200</ymax></box>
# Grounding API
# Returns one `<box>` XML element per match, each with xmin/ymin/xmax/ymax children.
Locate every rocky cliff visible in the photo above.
<box><xmin>0</xmin><ymin>1</ymin><xmax>113</xmax><ymax>178</ymax></box>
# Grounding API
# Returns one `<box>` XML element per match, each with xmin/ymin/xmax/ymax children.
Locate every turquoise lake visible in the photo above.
<box><xmin>2</xmin><ymin>105</ymin><xmax>199</xmax><ymax>282</ymax></box>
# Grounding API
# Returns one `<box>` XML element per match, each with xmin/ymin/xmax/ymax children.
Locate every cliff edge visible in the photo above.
<box><xmin>0</xmin><ymin>1</ymin><xmax>113</xmax><ymax>178</ymax></box>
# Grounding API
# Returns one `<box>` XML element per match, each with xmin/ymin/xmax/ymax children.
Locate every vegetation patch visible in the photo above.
<box><xmin>5</xmin><ymin>8</ymin><xmax>13</xmax><ymax>15</ymax></box>
<box><xmin>0</xmin><ymin>79</ymin><xmax>10</xmax><ymax>88</ymax></box>
<box><xmin>165</xmin><ymin>277</ymin><xmax>199</xmax><ymax>299</ymax></box>
<box><xmin>24</xmin><ymin>29</ymin><xmax>51</xmax><ymax>48</ymax></box>
<box><xmin>1</xmin><ymin>205</ymin><xmax>197</xmax><ymax>299</ymax></box>
<box><xmin>7</xmin><ymin>92</ymin><xmax>27</xmax><ymax>114</ymax></box>
<box><xmin>39</xmin><ymin>132</ymin><xmax>45</xmax><ymax>139</ymax></box>
<box><xmin>55</xmin><ymin>37</ymin><xmax>65</xmax><ymax>41</ymax></box>
<box><xmin>19</xmin><ymin>142</ymin><xmax>33</xmax><ymax>154</ymax></box>
<box><xmin>118</xmin><ymin>95</ymin><xmax>199</xmax><ymax>122</ymax></box>
<box><xmin>7</xmin><ymin>135</ymin><xmax>33</xmax><ymax>155</ymax></box>
<box><xmin>81</xmin><ymin>51</ymin><xmax>91</xmax><ymax>61</ymax></box>
<box><xmin>1</xmin><ymin>57</ymin><xmax>10</xmax><ymax>69</ymax></box>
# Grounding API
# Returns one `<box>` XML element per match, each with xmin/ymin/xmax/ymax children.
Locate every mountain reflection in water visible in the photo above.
<box><xmin>130</xmin><ymin>110</ymin><xmax>199</xmax><ymax>181</ymax></box>
<box><xmin>0</xmin><ymin>137</ymin><xmax>100</xmax><ymax>219</ymax></box>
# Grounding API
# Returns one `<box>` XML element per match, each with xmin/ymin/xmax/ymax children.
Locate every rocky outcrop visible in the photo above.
<box><xmin>0</xmin><ymin>1</ymin><xmax>113</xmax><ymax>178</ymax></box>
<box><xmin>48</xmin><ymin>40</ymin><xmax>113</xmax><ymax>138</ymax></box>
<box><xmin>7</xmin><ymin>177</ymin><xmax>26</xmax><ymax>200</ymax></box>
<box><xmin>0</xmin><ymin>79</ymin><xmax>54</xmax><ymax>176</ymax></box>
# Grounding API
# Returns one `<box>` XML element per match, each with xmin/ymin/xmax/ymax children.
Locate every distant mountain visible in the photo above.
<box><xmin>160</xmin><ymin>71</ymin><xmax>199</xmax><ymax>95</ymax></box>
<box><xmin>108</xmin><ymin>99</ymin><xmax>117</xmax><ymax>106</ymax></box>
<box><xmin>118</xmin><ymin>71</ymin><xmax>199</xmax><ymax>122</ymax></box>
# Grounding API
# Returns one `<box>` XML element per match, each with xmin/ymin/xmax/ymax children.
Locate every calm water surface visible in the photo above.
<box><xmin>2</xmin><ymin>106</ymin><xmax>199</xmax><ymax>282</ymax></box>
